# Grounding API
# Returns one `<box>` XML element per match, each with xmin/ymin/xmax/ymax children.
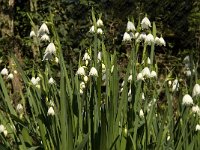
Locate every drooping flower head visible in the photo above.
<box><xmin>47</xmin><ymin>107</ymin><xmax>55</xmax><ymax>116</ymax></box>
<box><xmin>89</xmin><ymin>26</ymin><xmax>95</xmax><ymax>33</ymax></box>
<box><xmin>76</xmin><ymin>66</ymin><xmax>85</xmax><ymax>76</ymax></box>
<box><xmin>40</xmin><ymin>34</ymin><xmax>50</xmax><ymax>42</ymax></box>
<box><xmin>137</xmin><ymin>73</ymin><xmax>144</xmax><ymax>81</ymax></box>
<box><xmin>83</xmin><ymin>52</ymin><xmax>91</xmax><ymax>61</ymax></box>
<box><xmin>122</xmin><ymin>32</ymin><xmax>131</xmax><ymax>42</ymax></box>
<box><xmin>30</xmin><ymin>31</ymin><xmax>36</xmax><ymax>37</ymax></box>
<box><xmin>182</xmin><ymin>94</ymin><xmax>193</xmax><ymax>106</ymax></box>
<box><xmin>38</xmin><ymin>23</ymin><xmax>49</xmax><ymax>35</ymax></box>
<box><xmin>1</xmin><ymin>67</ymin><xmax>8</xmax><ymax>76</ymax></box>
<box><xmin>141</xmin><ymin>16</ymin><xmax>151</xmax><ymax>29</ymax></box>
<box><xmin>97</xmin><ymin>18</ymin><xmax>103</xmax><ymax>27</ymax></box>
<box><xmin>145</xmin><ymin>33</ymin><xmax>154</xmax><ymax>45</ymax></box>
<box><xmin>48</xmin><ymin>77</ymin><xmax>55</xmax><ymax>84</ymax></box>
<box><xmin>192</xmin><ymin>84</ymin><xmax>200</xmax><ymax>97</ymax></box>
<box><xmin>16</xmin><ymin>104</ymin><xmax>23</xmax><ymax>113</ymax></box>
<box><xmin>141</xmin><ymin>67</ymin><xmax>151</xmax><ymax>78</ymax></box>
<box><xmin>159</xmin><ymin>37</ymin><xmax>166</xmax><ymax>46</ymax></box>
<box><xmin>195</xmin><ymin>124</ymin><xmax>200</xmax><ymax>131</ymax></box>
<box><xmin>43</xmin><ymin>43</ymin><xmax>56</xmax><ymax>61</ymax></box>
<box><xmin>89</xmin><ymin>67</ymin><xmax>98</xmax><ymax>76</ymax></box>
<box><xmin>150</xmin><ymin>71</ymin><xmax>157</xmax><ymax>78</ymax></box>
<box><xmin>97</xmin><ymin>28</ymin><xmax>103</xmax><ymax>34</ymax></box>
<box><xmin>7</xmin><ymin>73</ymin><xmax>14</xmax><ymax>80</ymax></box>
<box><xmin>127</xmin><ymin>21</ymin><xmax>135</xmax><ymax>31</ymax></box>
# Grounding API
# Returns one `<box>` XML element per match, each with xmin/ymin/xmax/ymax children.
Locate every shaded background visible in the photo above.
<box><xmin>0</xmin><ymin>0</ymin><xmax>200</xmax><ymax>72</ymax></box>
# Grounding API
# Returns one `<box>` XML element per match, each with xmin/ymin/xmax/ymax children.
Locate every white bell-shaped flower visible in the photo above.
<box><xmin>98</xmin><ymin>52</ymin><xmax>102</xmax><ymax>61</ymax></box>
<box><xmin>196</xmin><ymin>124</ymin><xmax>200</xmax><ymax>131</ymax></box>
<box><xmin>89</xmin><ymin>25</ymin><xmax>95</xmax><ymax>33</ymax></box>
<box><xmin>155</xmin><ymin>37</ymin><xmax>160</xmax><ymax>45</ymax></box>
<box><xmin>145</xmin><ymin>33</ymin><xmax>154</xmax><ymax>45</ymax></box>
<box><xmin>48</xmin><ymin>77</ymin><xmax>55</xmax><ymax>84</ymax></box>
<box><xmin>127</xmin><ymin>21</ymin><xmax>135</xmax><ymax>31</ymax></box>
<box><xmin>147</xmin><ymin>57</ymin><xmax>151</xmax><ymax>64</ymax></box>
<box><xmin>38</xmin><ymin>23</ymin><xmax>49</xmax><ymax>35</ymax></box>
<box><xmin>150</xmin><ymin>71</ymin><xmax>157</xmax><ymax>78</ymax></box>
<box><xmin>76</xmin><ymin>66</ymin><xmax>85</xmax><ymax>76</ymax></box>
<box><xmin>192</xmin><ymin>105</ymin><xmax>200</xmax><ymax>114</ymax></box>
<box><xmin>97</xmin><ymin>18</ymin><xmax>103</xmax><ymax>27</ymax></box>
<box><xmin>84</xmin><ymin>76</ymin><xmax>89</xmax><ymax>83</ymax></box>
<box><xmin>80</xmin><ymin>82</ymin><xmax>86</xmax><ymax>89</ymax></box>
<box><xmin>137</xmin><ymin>73</ymin><xmax>144</xmax><ymax>81</ymax></box>
<box><xmin>83</xmin><ymin>52</ymin><xmax>91</xmax><ymax>61</ymax></box>
<box><xmin>89</xmin><ymin>67</ymin><xmax>98</xmax><ymax>76</ymax></box>
<box><xmin>141</xmin><ymin>67</ymin><xmax>151</xmax><ymax>78</ymax></box>
<box><xmin>1</xmin><ymin>68</ymin><xmax>8</xmax><ymax>76</ymax></box>
<box><xmin>183</xmin><ymin>55</ymin><xmax>190</xmax><ymax>64</ymax></box>
<box><xmin>172</xmin><ymin>79</ymin><xmax>179</xmax><ymax>92</ymax></box>
<box><xmin>184</xmin><ymin>68</ymin><xmax>191</xmax><ymax>77</ymax></box>
<box><xmin>137</xmin><ymin>32</ymin><xmax>147</xmax><ymax>43</ymax></box>
<box><xmin>40</xmin><ymin>34</ymin><xmax>50</xmax><ymax>42</ymax></box>
<box><xmin>182</xmin><ymin>94</ymin><xmax>193</xmax><ymax>106</ymax></box>
<box><xmin>80</xmin><ymin>89</ymin><xmax>83</xmax><ymax>94</ymax></box>
<box><xmin>139</xmin><ymin>109</ymin><xmax>144</xmax><ymax>118</ymax></box>
<box><xmin>16</xmin><ymin>103</ymin><xmax>23</xmax><ymax>113</ymax></box>
<box><xmin>159</xmin><ymin>37</ymin><xmax>166</xmax><ymax>46</ymax></box>
<box><xmin>141</xmin><ymin>16</ymin><xmax>151</xmax><ymax>29</ymax></box>
<box><xmin>122</xmin><ymin>32</ymin><xmax>131</xmax><ymax>42</ymax></box>
<box><xmin>134</xmin><ymin>32</ymin><xmax>139</xmax><ymax>39</ymax></box>
<box><xmin>30</xmin><ymin>31</ymin><xmax>36</xmax><ymax>37</ymax></box>
<box><xmin>47</xmin><ymin>107</ymin><xmax>55</xmax><ymax>116</ymax></box>
<box><xmin>128</xmin><ymin>75</ymin><xmax>132</xmax><ymax>82</ymax></box>
<box><xmin>97</xmin><ymin>28</ymin><xmax>103</xmax><ymax>34</ymax></box>
<box><xmin>55</xmin><ymin>57</ymin><xmax>59</xmax><ymax>63</ymax></box>
<box><xmin>3</xmin><ymin>129</ymin><xmax>7</xmax><ymax>137</ymax></box>
<box><xmin>192</xmin><ymin>84</ymin><xmax>200</xmax><ymax>97</ymax></box>
<box><xmin>7</xmin><ymin>73</ymin><xmax>14</xmax><ymax>80</ymax></box>
<box><xmin>0</xmin><ymin>125</ymin><xmax>5</xmax><ymax>133</ymax></box>
<box><xmin>102</xmin><ymin>63</ymin><xmax>106</xmax><ymax>73</ymax></box>
<box><xmin>43</xmin><ymin>43</ymin><xmax>56</xmax><ymax>61</ymax></box>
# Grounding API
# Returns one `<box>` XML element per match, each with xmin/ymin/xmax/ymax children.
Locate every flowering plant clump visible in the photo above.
<box><xmin>0</xmin><ymin>9</ymin><xmax>199</xmax><ymax>150</ymax></box>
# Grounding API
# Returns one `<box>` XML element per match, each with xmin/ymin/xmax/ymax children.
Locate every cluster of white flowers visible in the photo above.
<box><xmin>137</xmin><ymin>67</ymin><xmax>157</xmax><ymax>80</ymax></box>
<box><xmin>30</xmin><ymin>22</ymin><xmax>57</xmax><ymax>61</ymax></box>
<box><xmin>30</xmin><ymin>23</ymin><xmax>50</xmax><ymax>41</ymax></box>
<box><xmin>31</xmin><ymin>76</ymin><xmax>40</xmax><ymax>88</ymax></box>
<box><xmin>1</xmin><ymin>67</ymin><xmax>14</xmax><ymax>80</ymax></box>
<box><xmin>0</xmin><ymin>124</ymin><xmax>8</xmax><ymax>137</ymax></box>
<box><xmin>122</xmin><ymin>16</ymin><xmax>166</xmax><ymax>46</ymax></box>
<box><xmin>89</xmin><ymin>18</ymin><xmax>104</xmax><ymax>35</ymax></box>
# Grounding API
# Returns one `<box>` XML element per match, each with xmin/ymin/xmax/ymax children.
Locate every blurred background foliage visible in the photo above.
<box><xmin>0</xmin><ymin>0</ymin><xmax>200</xmax><ymax>70</ymax></box>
